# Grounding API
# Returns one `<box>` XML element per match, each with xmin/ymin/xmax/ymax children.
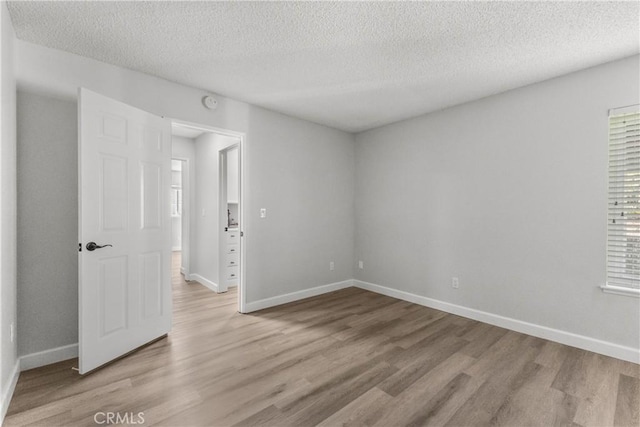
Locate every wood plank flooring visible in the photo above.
<box><xmin>4</xmin><ymin>253</ymin><xmax>639</xmax><ymax>426</ymax></box>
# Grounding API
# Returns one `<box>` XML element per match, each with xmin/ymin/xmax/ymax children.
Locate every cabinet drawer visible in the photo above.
<box><xmin>227</xmin><ymin>231</ymin><xmax>239</xmax><ymax>244</ymax></box>
<box><xmin>225</xmin><ymin>253</ymin><xmax>239</xmax><ymax>267</ymax></box>
<box><xmin>226</xmin><ymin>244</ymin><xmax>239</xmax><ymax>255</ymax></box>
<box><xmin>225</xmin><ymin>266</ymin><xmax>239</xmax><ymax>281</ymax></box>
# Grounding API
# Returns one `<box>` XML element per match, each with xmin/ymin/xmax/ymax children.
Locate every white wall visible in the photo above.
<box><xmin>227</xmin><ymin>146</ymin><xmax>239</xmax><ymax>203</ymax></box>
<box><xmin>355</xmin><ymin>55</ymin><xmax>640</xmax><ymax>353</ymax></box>
<box><xmin>171</xmin><ymin>160</ymin><xmax>183</xmax><ymax>251</ymax></box>
<box><xmin>16</xmin><ymin>91</ymin><xmax>78</xmax><ymax>357</ymax></box>
<box><xmin>15</xmin><ymin>39</ymin><xmax>355</xmax><ymax>306</ymax></box>
<box><xmin>171</xmin><ymin>136</ymin><xmax>195</xmax><ymax>276</ymax></box>
<box><xmin>171</xmin><ymin>214</ymin><xmax>182</xmax><ymax>250</ymax></box>
<box><xmin>0</xmin><ymin>1</ymin><xmax>18</xmax><ymax>420</ymax></box>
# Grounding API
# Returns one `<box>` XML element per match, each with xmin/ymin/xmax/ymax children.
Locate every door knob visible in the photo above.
<box><xmin>86</xmin><ymin>242</ymin><xmax>113</xmax><ymax>251</ymax></box>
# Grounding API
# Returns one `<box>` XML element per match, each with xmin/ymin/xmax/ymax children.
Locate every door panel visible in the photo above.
<box><xmin>141</xmin><ymin>162</ymin><xmax>162</xmax><ymax>229</ymax></box>
<box><xmin>79</xmin><ymin>88</ymin><xmax>171</xmax><ymax>374</ymax></box>
<box><xmin>100</xmin><ymin>113</ymin><xmax>127</xmax><ymax>142</ymax></box>
<box><xmin>99</xmin><ymin>256</ymin><xmax>128</xmax><ymax>336</ymax></box>
<box><xmin>100</xmin><ymin>155</ymin><xmax>128</xmax><ymax>231</ymax></box>
<box><xmin>140</xmin><ymin>252</ymin><xmax>162</xmax><ymax>319</ymax></box>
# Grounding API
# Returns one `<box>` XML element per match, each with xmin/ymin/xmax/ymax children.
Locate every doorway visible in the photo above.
<box><xmin>171</xmin><ymin>120</ymin><xmax>245</xmax><ymax>313</ymax></box>
<box><xmin>218</xmin><ymin>144</ymin><xmax>240</xmax><ymax>294</ymax></box>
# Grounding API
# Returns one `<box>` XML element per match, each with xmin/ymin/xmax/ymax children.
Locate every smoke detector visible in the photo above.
<box><xmin>202</xmin><ymin>95</ymin><xmax>218</xmax><ymax>110</ymax></box>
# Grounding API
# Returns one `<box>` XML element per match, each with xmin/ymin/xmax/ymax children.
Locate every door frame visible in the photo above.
<box><xmin>171</xmin><ymin>156</ymin><xmax>190</xmax><ymax>277</ymax></box>
<box><xmin>170</xmin><ymin>118</ymin><xmax>247</xmax><ymax>313</ymax></box>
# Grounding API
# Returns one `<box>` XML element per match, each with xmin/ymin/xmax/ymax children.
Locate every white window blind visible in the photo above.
<box><xmin>607</xmin><ymin>107</ymin><xmax>640</xmax><ymax>293</ymax></box>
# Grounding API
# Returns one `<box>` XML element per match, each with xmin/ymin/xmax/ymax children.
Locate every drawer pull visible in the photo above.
<box><xmin>230</xmin><ymin>249</ymin><xmax>235</xmax><ymax>252</ymax></box>
<box><xmin>230</xmin><ymin>261</ymin><xmax>235</xmax><ymax>265</ymax></box>
<box><xmin>230</xmin><ymin>274</ymin><xmax>236</xmax><ymax>277</ymax></box>
<box><xmin>230</xmin><ymin>234</ymin><xmax>236</xmax><ymax>238</ymax></box>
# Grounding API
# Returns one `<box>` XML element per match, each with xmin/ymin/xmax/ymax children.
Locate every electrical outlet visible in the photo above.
<box><xmin>452</xmin><ymin>277</ymin><xmax>459</xmax><ymax>289</ymax></box>
<box><xmin>202</xmin><ymin>209</ymin><xmax>206</xmax><ymax>216</ymax></box>
<box><xmin>358</xmin><ymin>260</ymin><xmax>364</xmax><ymax>269</ymax></box>
<box><xmin>10</xmin><ymin>322</ymin><xmax>14</xmax><ymax>343</ymax></box>
<box><xmin>260</xmin><ymin>208</ymin><xmax>267</xmax><ymax>218</ymax></box>
<box><xmin>329</xmin><ymin>261</ymin><xmax>335</xmax><ymax>271</ymax></box>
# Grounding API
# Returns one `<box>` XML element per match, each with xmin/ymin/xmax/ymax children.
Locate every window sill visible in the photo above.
<box><xmin>600</xmin><ymin>284</ymin><xmax>640</xmax><ymax>298</ymax></box>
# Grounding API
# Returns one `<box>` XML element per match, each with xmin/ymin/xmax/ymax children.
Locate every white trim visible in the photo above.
<box><xmin>0</xmin><ymin>360</ymin><xmax>20</xmax><ymax>424</ymax></box>
<box><xmin>180</xmin><ymin>266</ymin><xmax>186</xmax><ymax>276</ymax></box>
<box><xmin>171</xmin><ymin>119</ymin><xmax>245</xmax><ymax>141</ymax></box>
<box><xmin>608</xmin><ymin>104</ymin><xmax>640</xmax><ymax>116</ymax></box>
<box><xmin>354</xmin><ymin>280</ymin><xmax>640</xmax><ymax>364</ymax></box>
<box><xmin>600</xmin><ymin>284</ymin><xmax>640</xmax><ymax>298</ymax></box>
<box><xmin>238</xmin><ymin>131</ymin><xmax>247</xmax><ymax>314</ymax></box>
<box><xmin>187</xmin><ymin>273</ymin><xmax>219</xmax><ymax>293</ymax></box>
<box><xmin>20</xmin><ymin>343</ymin><xmax>79</xmax><ymax>371</ymax></box>
<box><xmin>245</xmin><ymin>280</ymin><xmax>354</xmax><ymax>313</ymax></box>
<box><xmin>172</xmin><ymin>246</ymin><xmax>181</xmax><ymax>252</ymax></box>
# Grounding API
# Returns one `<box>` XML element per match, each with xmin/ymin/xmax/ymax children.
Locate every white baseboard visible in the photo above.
<box><xmin>20</xmin><ymin>343</ymin><xmax>79</xmax><ymax>371</ymax></box>
<box><xmin>188</xmin><ymin>273</ymin><xmax>219</xmax><ymax>293</ymax></box>
<box><xmin>0</xmin><ymin>359</ymin><xmax>20</xmax><ymax>423</ymax></box>
<box><xmin>245</xmin><ymin>279</ymin><xmax>354</xmax><ymax>313</ymax></box>
<box><xmin>354</xmin><ymin>280</ymin><xmax>639</xmax><ymax>364</ymax></box>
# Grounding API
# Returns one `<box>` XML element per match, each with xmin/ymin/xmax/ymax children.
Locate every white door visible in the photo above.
<box><xmin>78</xmin><ymin>88</ymin><xmax>172</xmax><ymax>374</ymax></box>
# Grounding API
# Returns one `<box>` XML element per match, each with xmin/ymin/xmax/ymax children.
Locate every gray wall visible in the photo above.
<box><xmin>354</xmin><ymin>55</ymin><xmax>640</xmax><ymax>350</ymax></box>
<box><xmin>16</xmin><ymin>91</ymin><xmax>78</xmax><ymax>356</ymax></box>
<box><xmin>1</xmin><ymin>0</ymin><xmax>18</xmax><ymax>411</ymax></box>
<box><xmin>245</xmin><ymin>112</ymin><xmax>355</xmax><ymax>301</ymax></box>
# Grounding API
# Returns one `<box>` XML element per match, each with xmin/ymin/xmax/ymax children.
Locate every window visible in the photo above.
<box><xmin>604</xmin><ymin>106</ymin><xmax>640</xmax><ymax>296</ymax></box>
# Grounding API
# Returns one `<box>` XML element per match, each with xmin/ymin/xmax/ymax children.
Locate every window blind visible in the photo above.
<box><xmin>607</xmin><ymin>107</ymin><xmax>640</xmax><ymax>290</ymax></box>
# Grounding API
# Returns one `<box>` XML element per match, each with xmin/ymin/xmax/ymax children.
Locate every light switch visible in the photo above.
<box><xmin>260</xmin><ymin>208</ymin><xmax>267</xmax><ymax>218</ymax></box>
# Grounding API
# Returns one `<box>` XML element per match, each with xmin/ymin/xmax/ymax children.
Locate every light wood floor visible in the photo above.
<box><xmin>4</xmin><ymin>253</ymin><xmax>639</xmax><ymax>426</ymax></box>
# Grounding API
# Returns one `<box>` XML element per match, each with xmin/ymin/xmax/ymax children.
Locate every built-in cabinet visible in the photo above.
<box><xmin>224</xmin><ymin>228</ymin><xmax>239</xmax><ymax>287</ymax></box>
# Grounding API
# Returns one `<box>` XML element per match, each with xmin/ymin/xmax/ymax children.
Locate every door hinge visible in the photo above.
<box><xmin>240</xmin><ymin>231</ymin><xmax>244</xmax><ymax>237</ymax></box>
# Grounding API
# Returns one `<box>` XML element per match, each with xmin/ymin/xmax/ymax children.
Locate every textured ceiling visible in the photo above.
<box><xmin>7</xmin><ymin>1</ymin><xmax>640</xmax><ymax>133</ymax></box>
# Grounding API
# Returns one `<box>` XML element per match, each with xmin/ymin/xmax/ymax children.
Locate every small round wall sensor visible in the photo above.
<box><xmin>202</xmin><ymin>95</ymin><xmax>218</xmax><ymax>110</ymax></box>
